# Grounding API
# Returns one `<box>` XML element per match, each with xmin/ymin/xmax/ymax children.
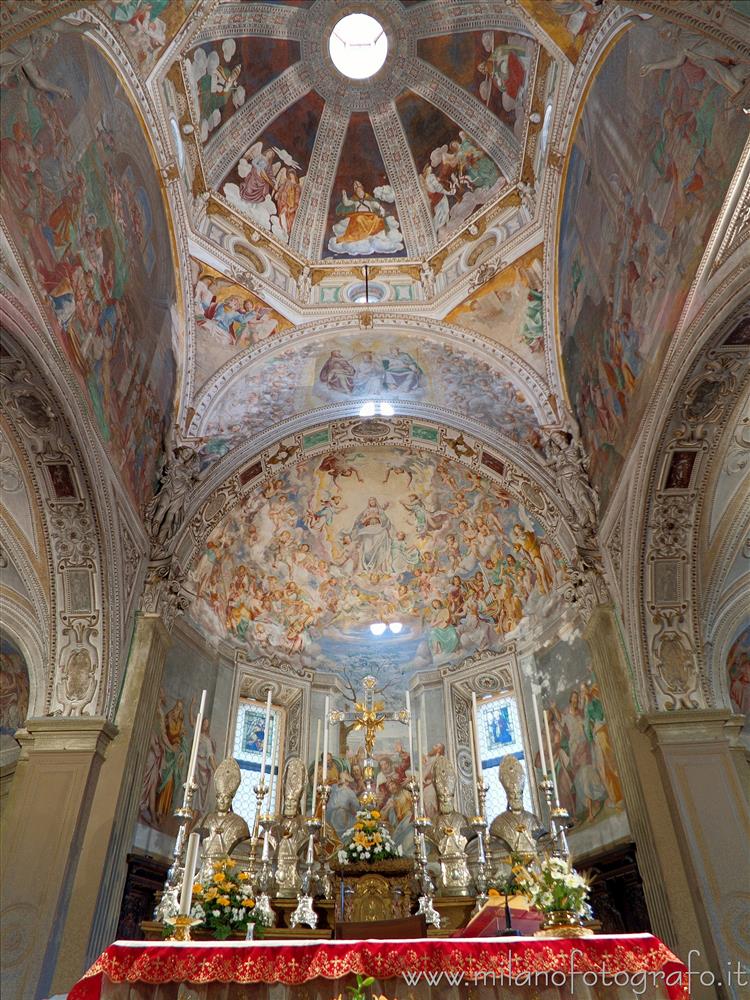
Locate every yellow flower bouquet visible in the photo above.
<box><xmin>189</xmin><ymin>860</ymin><xmax>267</xmax><ymax>940</ymax></box>
<box><xmin>338</xmin><ymin>808</ymin><xmax>401</xmax><ymax>865</ymax></box>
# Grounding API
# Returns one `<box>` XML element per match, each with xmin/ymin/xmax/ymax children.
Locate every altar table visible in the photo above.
<box><xmin>67</xmin><ymin>934</ymin><xmax>689</xmax><ymax>1000</ymax></box>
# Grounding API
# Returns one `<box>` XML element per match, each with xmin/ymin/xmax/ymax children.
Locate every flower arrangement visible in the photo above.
<box><xmin>513</xmin><ymin>855</ymin><xmax>593</xmax><ymax>919</ymax></box>
<box><xmin>337</xmin><ymin>809</ymin><xmax>402</xmax><ymax>865</ymax></box>
<box><xmin>189</xmin><ymin>859</ymin><xmax>267</xmax><ymax>940</ymax></box>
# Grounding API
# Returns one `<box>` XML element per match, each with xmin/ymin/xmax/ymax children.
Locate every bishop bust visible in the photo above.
<box><xmin>202</xmin><ymin>757</ymin><xmax>250</xmax><ymax>864</ymax></box>
<box><xmin>489</xmin><ymin>755</ymin><xmax>542</xmax><ymax>857</ymax></box>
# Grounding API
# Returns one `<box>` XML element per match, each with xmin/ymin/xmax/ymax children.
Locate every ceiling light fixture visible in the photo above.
<box><xmin>379</xmin><ymin>401</ymin><xmax>394</xmax><ymax>416</ymax></box>
<box><xmin>370</xmin><ymin>622</ymin><xmax>387</xmax><ymax>636</ymax></box>
<box><xmin>388</xmin><ymin>622</ymin><xmax>403</xmax><ymax>634</ymax></box>
<box><xmin>359</xmin><ymin>401</ymin><xmax>376</xmax><ymax>416</ymax></box>
<box><xmin>329</xmin><ymin>13</ymin><xmax>388</xmax><ymax>80</ymax></box>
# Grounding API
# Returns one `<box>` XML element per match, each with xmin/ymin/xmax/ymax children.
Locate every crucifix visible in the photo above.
<box><xmin>328</xmin><ymin>675</ymin><xmax>409</xmax><ymax>808</ymax></box>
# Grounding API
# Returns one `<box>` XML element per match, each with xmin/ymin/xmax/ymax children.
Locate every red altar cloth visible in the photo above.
<box><xmin>68</xmin><ymin>934</ymin><xmax>689</xmax><ymax>1000</ymax></box>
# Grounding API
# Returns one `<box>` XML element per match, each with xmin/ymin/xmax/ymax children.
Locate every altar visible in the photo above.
<box><xmin>67</xmin><ymin>934</ymin><xmax>690</xmax><ymax>1000</ymax></box>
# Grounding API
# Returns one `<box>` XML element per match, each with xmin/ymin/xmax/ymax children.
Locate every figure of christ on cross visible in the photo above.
<box><xmin>328</xmin><ymin>675</ymin><xmax>410</xmax><ymax>809</ymax></box>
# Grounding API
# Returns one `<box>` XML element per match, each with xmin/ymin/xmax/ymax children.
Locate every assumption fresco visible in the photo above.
<box><xmin>0</xmin><ymin>29</ymin><xmax>177</xmax><ymax>503</ymax></box>
<box><xmin>728</xmin><ymin>624</ymin><xmax>750</xmax><ymax>746</ymax></box>
<box><xmin>558</xmin><ymin>18</ymin><xmax>750</xmax><ymax>509</ymax></box>
<box><xmin>189</xmin><ymin>447</ymin><xmax>568</xmax><ymax>686</ymax></box>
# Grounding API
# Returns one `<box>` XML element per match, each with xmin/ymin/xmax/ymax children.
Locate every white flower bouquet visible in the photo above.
<box><xmin>513</xmin><ymin>855</ymin><xmax>593</xmax><ymax>919</ymax></box>
<box><xmin>339</xmin><ymin>808</ymin><xmax>402</xmax><ymax>865</ymax></box>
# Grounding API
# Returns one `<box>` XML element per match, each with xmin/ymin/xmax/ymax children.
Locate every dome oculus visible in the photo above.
<box><xmin>329</xmin><ymin>13</ymin><xmax>387</xmax><ymax>80</ymax></box>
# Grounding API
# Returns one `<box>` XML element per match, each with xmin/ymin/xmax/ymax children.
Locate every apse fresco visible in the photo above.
<box><xmin>558</xmin><ymin>19</ymin><xmax>749</xmax><ymax>509</ymax></box>
<box><xmin>446</xmin><ymin>245</ymin><xmax>545</xmax><ymax>372</ymax></box>
<box><xmin>222</xmin><ymin>91</ymin><xmax>324</xmax><ymax>243</ymax></box>
<box><xmin>728</xmin><ymin>625</ymin><xmax>750</xmax><ymax>746</ymax></box>
<box><xmin>0</xmin><ymin>31</ymin><xmax>176</xmax><ymax>503</ymax></box>
<box><xmin>518</xmin><ymin>0</ymin><xmax>601</xmax><ymax>63</ymax></box>
<box><xmin>100</xmin><ymin>0</ymin><xmax>199</xmax><ymax>72</ymax></box>
<box><xmin>0</xmin><ymin>635</ymin><xmax>30</xmax><ymax>753</ymax></box>
<box><xmin>532</xmin><ymin>636</ymin><xmax>629</xmax><ymax>856</ymax></box>
<box><xmin>324</xmin><ymin>114</ymin><xmax>405</xmax><ymax>258</ymax></box>
<box><xmin>417</xmin><ymin>30</ymin><xmax>535</xmax><ymax>138</ymax></box>
<box><xmin>191</xmin><ymin>259</ymin><xmax>293</xmax><ymax>385</ymax></box>
<box><xmin>187</xmin><ymin>36</ymin><xmax>300</xmax><ymax>143</ymax></box>
<box><xmin>189</xmin><ymin>447</ymin><xmax>568</xmax><ymax>681</ymax></box>
<box><xmin>197</xmin><ymin>332</ymin><xmax>544</xmax><ymax>453</ymax></box>
<box><xmin>395</xmin><ymin>90</ymin><xmax>507</xmax><ymax>239</ymax></box>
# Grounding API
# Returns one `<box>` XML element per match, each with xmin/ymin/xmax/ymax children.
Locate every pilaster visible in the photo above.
<box><xmin>0</xmin><ymin>717</ymin><xmax>117</xmax><ymax>1000</ymax></box>
<box><xmin>639</xmin><ymin>710</ymin><xmax>750</xmax><ymax>1000</ymax></box>
<box><xmin>51</xmin><ymin>612</ymin><xmax>170</xmax><ymax>994</ymax></box>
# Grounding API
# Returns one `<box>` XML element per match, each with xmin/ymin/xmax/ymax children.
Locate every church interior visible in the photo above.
<box><xmin>0</xmin><ymin>1</ymin><xmax>749</xmax><ymax>998</ymax></box>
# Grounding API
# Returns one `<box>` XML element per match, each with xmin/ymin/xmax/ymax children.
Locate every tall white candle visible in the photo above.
<box><xmin>469</xmin><ymin>718</ymin><xmax>481</xmax><ymax>814</ymax></box>
<box><xmin>179</xmin><ymin>831</ymin><xmax>201</xmax><ymax>916</ymax></box>
<box><xmin>185</xmin><ymin>689</ymin><xmax>207</xmax><ymax>790</ymax></box>
<box><xmin>310</xmin><ymin>718</ymin><xmax>321</xmax><ymax>816</ymax></box>
<box><xmin>405</xmin><ymin>692</ymin><xmax>414</xmax><ymax>779</ymax></box>
<box><xmin>471</xmin><ymin>692</ymin><xmax>483</xmax><ymax>812</ymax></box>
<box><xmin>531</xmin><ymin>691</ymin><xmax>548</xmax><ymax>777</ymax></box>
<box><xmin>544</xmin><ymin>709</ymin><xmax>560</xmax><ymax>805</ymax></box>
<box><xmin>417</xmin><ymin>717</ymin><xmax>425</xmax><ymax>815</ymax></box>
<box><xmin>322</xmin><ymin>697</ymin><xmax>330</xmax><ymax>784</ymax></box>
<box><xmin>270</xmin><ymin>719</ymin><xmax>281</xmax><ymax>810</ymax></box>
<box><xmin>258</xmin><ymin>690</ymin><xmax>272</xmax><ymax>789</ymax></box>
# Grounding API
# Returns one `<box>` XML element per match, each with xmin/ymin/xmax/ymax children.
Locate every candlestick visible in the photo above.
<box><xmin>544</xmin><ymin>709</ymin><xmax>560</xmax><ymax>805</ymax></box>
<box><xmin>311</xmin><ymin>718</ymin><xmax>321</xmax><ymax>816</ymax></box>
<box><xmin>322</xmin><ymin>697</ymin><xmax>330</xmax><ymax>784</ymax></box>
<box><xmin>417</xmin><ymin>717</ymin><xmax>425</xmax><ymax>815</ymax></box>
<box><xmin>531</xmin><ymin>691</ymin><xmax>547</xmax><ymax>778</ymax></box>
<box><xmin>258</xmin><ymin>690</ymin><xmax>272</xmax><ymax>788</ymax></box>
<box><xmin>185</xmin><ymin>689</ymin><xmax>207</xmax><ymax>789</ymax></box>
<box><xmin>179</xmin><ymin>832</ymin><xmax>200</xmax><ymax>916</ymax></box>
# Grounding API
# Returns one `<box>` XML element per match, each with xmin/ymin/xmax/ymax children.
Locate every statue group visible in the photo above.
<box><xmin>198</xmin><ymin>747</ymin><xmax>543</xmax><ymax>901</ymax></box>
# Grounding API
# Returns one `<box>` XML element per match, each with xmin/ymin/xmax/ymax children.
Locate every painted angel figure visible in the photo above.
<box><xmin>477</xmin><ymin>31</ymin><xmax>529</xmax><ymax>114</ymax></box>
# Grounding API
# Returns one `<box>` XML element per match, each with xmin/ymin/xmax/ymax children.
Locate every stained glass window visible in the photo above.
<box><xmin>476</xmin><ymin>694</ymin><xmax>533</xmax><ymax>819</ymax></box>
<box><xmin>232</xmin><ymin>699</ymin><xmax>282</xmax><ymax>832</ymax></box>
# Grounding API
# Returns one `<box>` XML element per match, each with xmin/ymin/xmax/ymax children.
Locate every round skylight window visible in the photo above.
<box><xmin>329</xmin><ymin>13</ymin><xmax>387</xmax><ymax>80</ymax></box>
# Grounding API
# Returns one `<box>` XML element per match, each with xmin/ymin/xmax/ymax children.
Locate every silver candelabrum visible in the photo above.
<box><xmin>407</xmin><ymin>777</ymin><xmax>440</xmax><ymax>929</ymax></box>
<box><xmin>290</xmin><ymin>816</ymin><xmax>321</xmax><ymax>929</ymax></box>
<box><xmin>254</xmin><ymin>812</ymin><xmax>277</xmax><ymax>928</ymax></box>
<box><xmin>539</xmin><ymin>777</ymin><xmax>570</xmax><ymax>858</ymax></box>
<box><xmin>316</xmin><ymin>783</ymin><xmax>333</xmax><ymax>900</ymax></box>
<box><xmin>155</xmin><ymin>779</ymin><xmax>196</xmax><ymax>922</ymax></box>
<box><xmin>248</xmin><ymin>777</ymin><xmax>270</xmax><ymax>876</ymax></box>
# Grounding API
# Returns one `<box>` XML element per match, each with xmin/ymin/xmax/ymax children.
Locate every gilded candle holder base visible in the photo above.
<box><xmin>165</xmin><ymin>914</ymin><xmax>201</xmax><ymax>941</ymax></box>
<box><xmin>534</xmin><ymin>910</ymin><xmax>594</xmax><ymax>938</ymax></box>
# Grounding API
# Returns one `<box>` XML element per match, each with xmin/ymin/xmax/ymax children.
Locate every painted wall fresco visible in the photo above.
<box><xmin>0</xmin><ymin>30</ymin><xmax>177</xmax><ymax>503</ymax></box>
<box><xmin>518</xmin><ymin>1</ymin><xmax>601</xmax><ymax>64</ymax></box>
<box><xmin>446</xmin><ymin>245</ymin><xmax>545</xmax><ymax>373</ymax></box>
<box><xmin>396</xmin><ymin>91</ymin><xmax>507</xmax><ymax>240</ymax></box>
<box><xmin>728</xmin><ymin>624</ymin><xmax>750</xmax><ymax>747</ymax></box>
<box><xmin>323</xmin><ymin>114</ymin><xmax>404</xmax><ymax>258</ymax></box>
<box><xmin>191</xmin><ymin>258</ymin><xmax>293</xmax><ymax>387</ymax></box>
<box><xmin>135</xmin><ymin>634</ymin><xmax>233</xmax><ymax>858</ymax></box>
<box><xmin>531</xmin><ymin>635</ymin><xmax>629</xmax><ymax>858</ymax></box>
<box><xmin>417</xmin><ymin>30</ymin><xmax>535</xmax><ymax>139</ymax></box>
<box><xmin>197</xmin><ymin>332</ymin><xmax>544</xmax><ymax>454</ymax></box>
<box><xmin>558</xmin><ymin>19</ymin><xmax>749</xmax><ymax>509</ymax></box>
<box><xmin>222</xmin><ymin>91</ymin><xmax>324</xmax><ymax>243</ymax></box>
<box><xmin>187</xmin><ymin>36</ymin><xmax>300</xmax><ymax>143</ymax></box>
<box><xmin>100</xmin><ymin>0</ymin><xmax>198</xmax><ymax>72</ymax></box>
<box><xmin>189</xmin><ymin>447</ymin><xmax>568</xmax><ymax>681</ymax></box>
<box><xmin>0</xmin><ymin>635</ymin><xmax>30</xmax><ymax>760</ymax></box>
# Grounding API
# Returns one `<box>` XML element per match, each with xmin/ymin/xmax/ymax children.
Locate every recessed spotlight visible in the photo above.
<box><xmin>370</xmin><ymin>622</ymin><xmax>387</xmax><ymax>636</ymax></box>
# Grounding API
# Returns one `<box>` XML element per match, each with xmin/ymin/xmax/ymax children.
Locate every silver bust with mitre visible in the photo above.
<box><xmin>273</xmin><ymin>756</ymin><xmax>309</xmax><ymax>897</ymax></box>
<box><xmin>489</xmin><ymin>754</ymin><xmax>542</xmax><ymax>860</ymax></box>
<box><xmin>200</xmin><ymin>757</ymin><xmax>250</xmax><ymax>873</ymax></box>
<box><xmin>430</xmin><ymin>755</ymin><xmax>472</xmax><ymax>895</ymax></box>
